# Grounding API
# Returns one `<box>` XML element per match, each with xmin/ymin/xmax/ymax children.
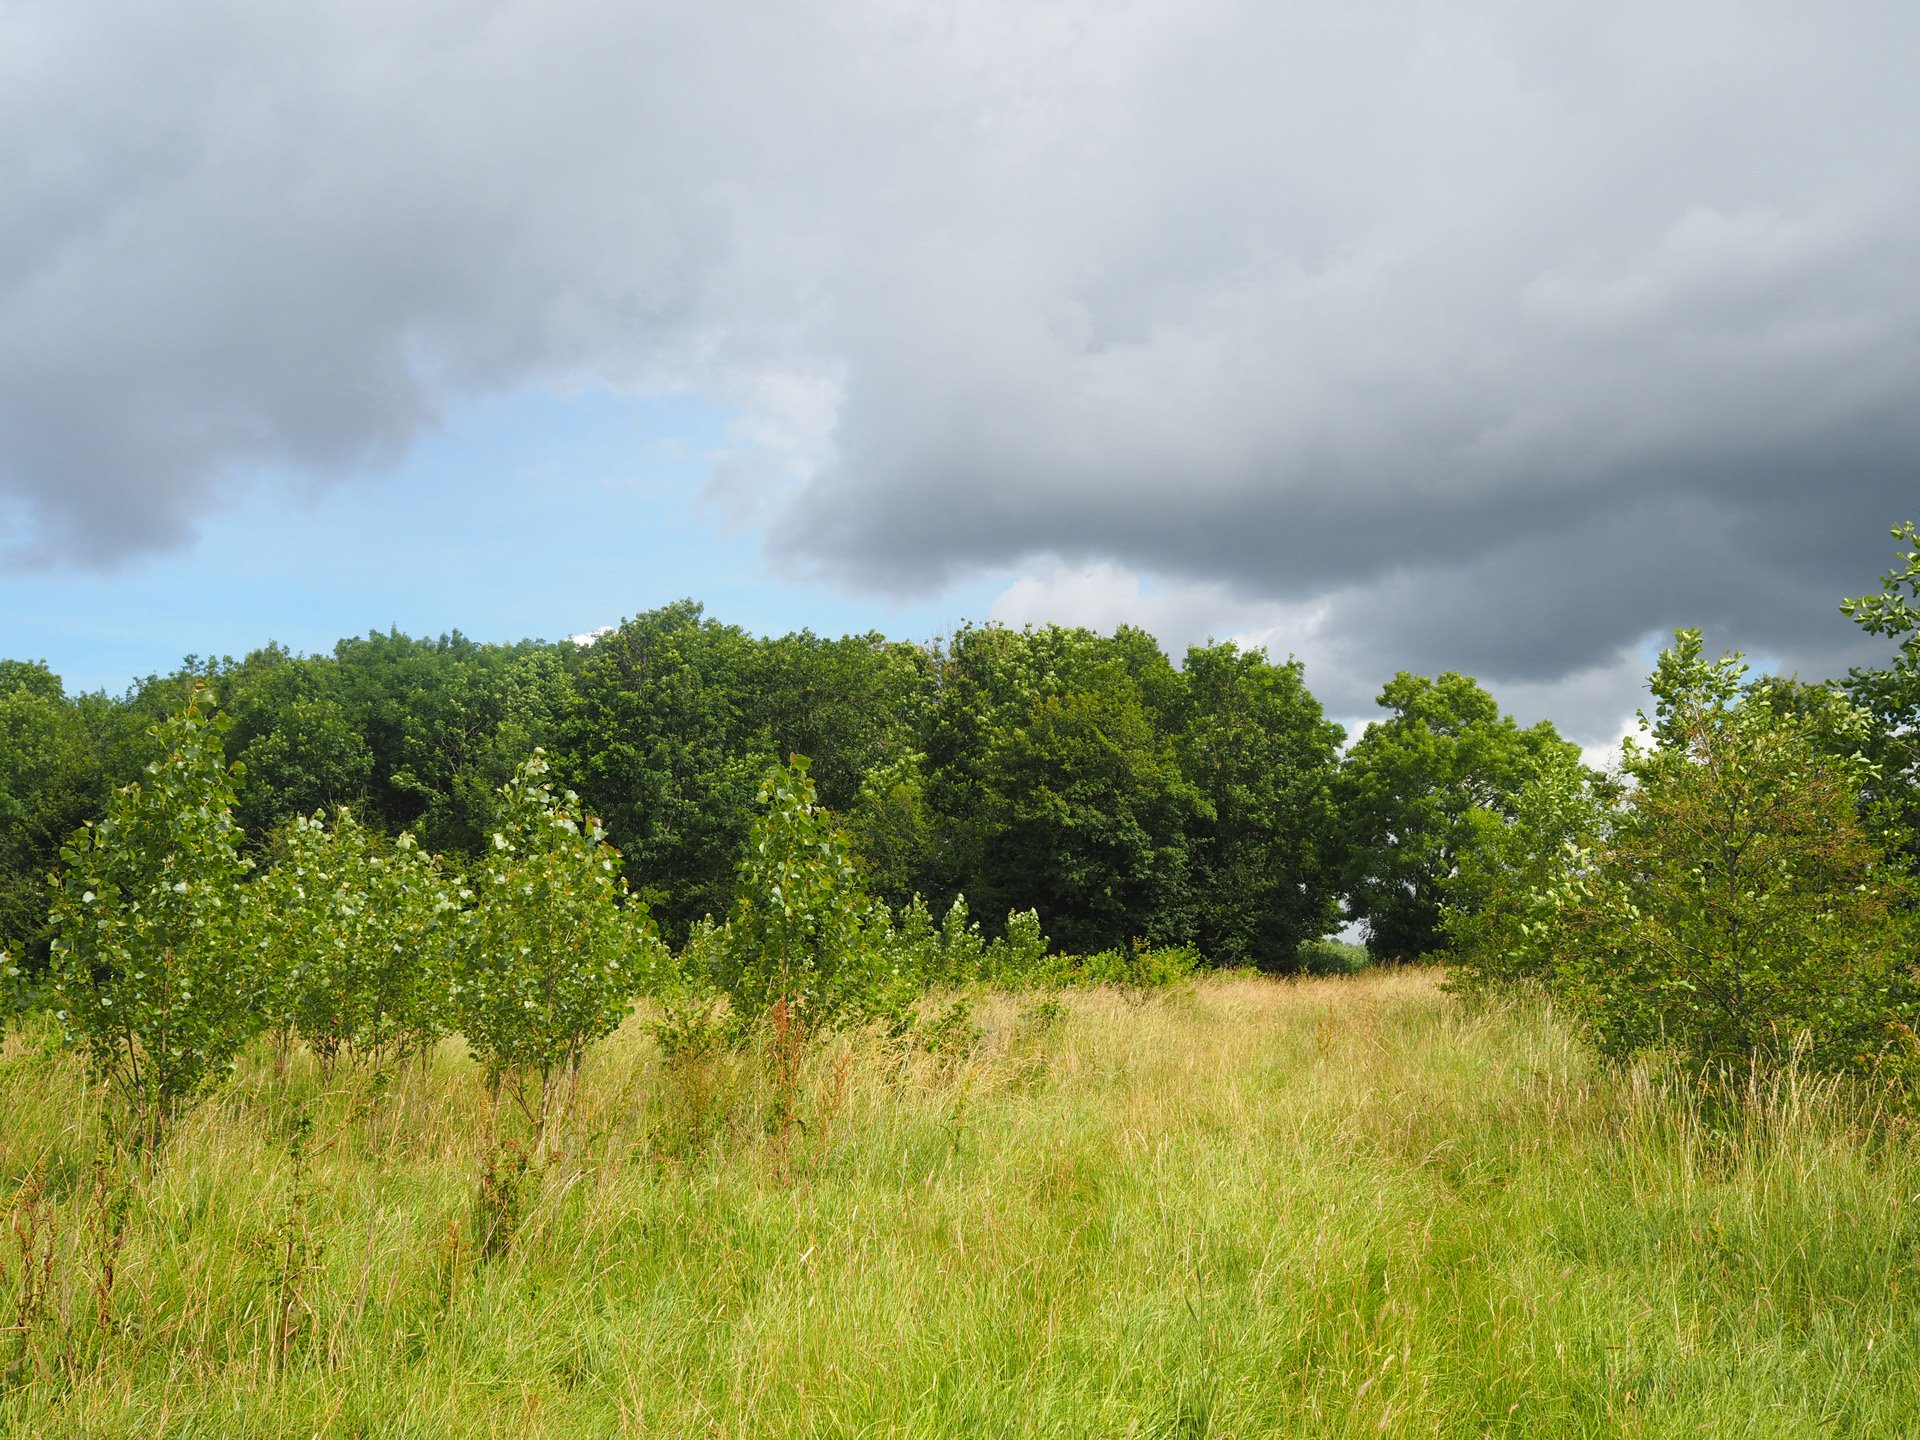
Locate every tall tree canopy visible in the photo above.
<box><xmin>557</xmin><ymin>601</ymin><xmax>770</xmax><ymax>938</ymax></box>
<box><xmin>1176</xmin><ymin>642</ymin><xmax>1345</xmax><ymax>969</ymax></box>
<box><xmin>1339</xmin><ymin>671</ymin><xmax>1579</xmax><ymax>961</ymax></box>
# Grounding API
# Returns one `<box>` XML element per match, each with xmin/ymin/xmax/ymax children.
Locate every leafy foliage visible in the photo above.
<box><xmin>1338</xmin><ymin>671</ymin><xmax>1579</xmax><ymax>961</ymax></box>
<box><xmin>559</xmin><ymin>602</ymin><xmax>772</xmax><ymax>939</ymax></box>
<box><xmin>455</xmin><ymin>751</ymin><xmax>659</xmax><ymax>1122</ymax></box>
<box><xmin>0</xmin><ymin>663</ymin><xmax>113</xmax><ymax>968</ymax></box>
<box><xmin>879</xmin><ymin>894</ymin><xmax>1050</xmax><ymax>990</ymax></box>
<box><xmin>254</xmin><ymin>808</ymin><xmax>461</xmax><ymax>1068</ymax></box>
<box><xmin>703</xmin><ymin>756</ymin><xmax>911</xmax><ymax>1033</ymax></box>
<box><xmin>844</xmin><ymin>750</ymin><xmax>936</xmax><ymax>910</ymax></box>
<box><xmin>0</xmin><ymin>943</ymin><xmax>22</xmax><ymax>1040</ymax></box>
<box><xmin>1441</xmin><ymin>747</ymin><xmax>1613</xmax><ymax>996</ymax></box>
<box><xmin>234</xmin><ymin>698</ymin><xmax>374</xmax><ymax>840</ymax></box>
<box><xmin>1842</xmin><ymin>518</ymin><xmax>1920</xmax><ymax>838</ymax></box>
<box><xmin>971</xmin><ymin>655</ymin><xmax>1202</xmax><ymax>954</ymax></box>
<box><xmin>46</xmin><ymin>684</ymin><xmax>260</xmax><ymax>1140</ymax></box>
<box><xmin>1038</xmin><ymin>940</ymin><xmax>1201</xmax><ymax>990</ymax></box>
<box><xmin>1454</xmin><ymin>632</ymin><xmax>1920</xmax><ymax>1076</ymax></box>
<box><xmin>1176</xmin><ymin>642</ymin><xmax>1345</xmax><ymax>968</ymax></box>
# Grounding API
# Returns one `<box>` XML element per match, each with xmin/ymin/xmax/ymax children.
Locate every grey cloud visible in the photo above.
<box><xmin>4</xmin><ymin>0</ymin><xmax>1918</xmax><ymax>736</ymax></box>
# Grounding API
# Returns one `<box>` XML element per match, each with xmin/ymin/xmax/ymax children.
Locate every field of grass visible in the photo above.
<box><xmin>3</xmin><ymin>969</ymin><xmax>1918</xmax><ymax>1437</ymax></box>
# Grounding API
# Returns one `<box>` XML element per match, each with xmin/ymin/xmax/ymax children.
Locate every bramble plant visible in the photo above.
<box><xmin>47</xmin><ymin>684</ymin><xmax>261</xmax><ymax>1146</ymax></box>
<box><xmin>255</xmin><ymin>808</ymin><xmax>462</xmax><ymax>1070</ymax></box>
<box><xmin>455</xmin><ymin>750</ymin><xmax>659</xmax><ymax>1127</ymax></box>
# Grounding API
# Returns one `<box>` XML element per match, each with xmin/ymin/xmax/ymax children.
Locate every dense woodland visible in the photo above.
<box><xmin>0</xmin><ymin>601</ymin><xmax>1569</xmax><ymax>971</ymax></box>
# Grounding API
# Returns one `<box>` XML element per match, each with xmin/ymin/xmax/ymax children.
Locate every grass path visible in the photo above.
<box><xmin>3</xmin><ymin>969</ymin><xmax>1918</xmax><ymax>1436</ymax></box>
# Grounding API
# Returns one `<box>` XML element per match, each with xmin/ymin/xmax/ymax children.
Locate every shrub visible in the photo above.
<box><xmin>455</xmin><ymin>751</ymin><xmax>659</xmax><ymax>1126</ymax></box>
<box><xmin>47</xmin><ymin>684</ymin><xmax>261</xmax><ymax>1145</ymax></box>
<box><xmin>882</xmin><ymin>893</ymin><xmax>991</xmax><ymax>990</ymax></box>
<box><xmin>0</xmin><ymin>945</ymin><xmax>22</xmax><ymax>1042</ymax></box>
<box><xmin>1293</xmin><ymin>938</ymin><xmax>1373</xmax><ymax>977</ymax></box>
<box><xmin>1455</xmin><ymin>632</ymin><xmax>1920</xmax><ymax>1078</ymax></box>
<box><xmin>1042</xmin><ymin>940</ymin><xmax>1200</xmax><ymax>991</ymax></box>
<box><xmin>1442</xmin><ymin>753</ymin><xmax>1612</xmax><ymax>999</ymax></box>
<box><xmin>706</xmin><ymin>756</ymin><xmax>911</xmax><ymax>1034</ymax></box>
<box><xmin>878</xmin><ymin>895</ymin><xmax>1053</xmax><ymax>992</ymax></box>
<box><xmin>982</xmin><ymin>908</ymin><xmax>1049</xmax><ymax>986</ymax></box>
<box><xmin>255</xmin><ymin>808</ymin><xmax>462</xmax><ymax>1070</ymax></box>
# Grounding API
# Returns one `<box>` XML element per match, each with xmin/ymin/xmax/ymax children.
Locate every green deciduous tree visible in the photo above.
<box><xmin>1339</xmin><ymin>671</ymin><xmax>1578</xmax><ymax>961</ymax></box>
<box><xmin>47</xmin><ymin>685</ymin><xmax>261</xmax><ymax>1145</ymax></box>
<box><xmin>844</xmin><ymin>750</ymin><xmax>936</xmax><ymax>910</ymax></box>
<box><xmin>559</xmin><ymin>602</ymin><xmax>771</xmax><ymax>939</ymax></box>
<box><xmin>752</xmin><ymin>631</ymin><xmax>931</xmax><ymax>813</ymax></box>
<box><xmin>975</xmin><ymin>671</ymin><xmax>1202</xmax><ymax>954</ymax></box>
<box><xmin>0</xmin><ymin>943</ymin><xmax>22</xmax><ymax>1043</ymax></box>
<box><xmin>1442</xmin><ymin>748</ymin><xmax>1614</xmax><ymax>997</ymax></box>
<box><xmin>1461</xmin><ymin>632</ymin><xmax>1918</xmax><ymax>1076</ymax></box>
<box><xmin>235</xmin><ymin>697</ymin><xmax>376</xmax><ymax>840</ymax></box>
<box><xmin>255</xmin><ymin>808</ymin><xmax>461</xmax><ymax>1070</ymax></box>
<box><xmin>1842</xmin><ymin>518</ymin><xmax>1920</xmax><ymax>838</ymax></box>
<box><xmin>456</xmin><ymin>752</ymin><xmax>658</xmax><ymax>1128</ymax></box>
<box><xmin>0</xmin><ymin>662</ymin><xmax>113</xmax><ymax>968</ymax></box>
<box><xmin>705</xmin><ymin>755</ymin><xmax>908</xmax><ymax>1032</ymax></box>
<box><xmin>1177</xmin><ymin>642</ymin><xmax>1345</xmax><ymax>968</ymax></box>
<box><xmin>919</xmin><ymin>623</ymin><xmax>1201</xmax><ymax>953</ymax></box>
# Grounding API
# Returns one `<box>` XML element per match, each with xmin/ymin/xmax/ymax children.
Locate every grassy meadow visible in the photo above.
<box><xmin>3</xmin><ymin>969</ymin><xmax>1918</xmax><ymax>1437</ymax></box>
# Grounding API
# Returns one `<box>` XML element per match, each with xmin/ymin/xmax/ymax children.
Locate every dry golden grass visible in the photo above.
<box><xmin>2</xmin><ymin>969</ymin><xmax>1917</xmax><ymax>1437</ymax></box>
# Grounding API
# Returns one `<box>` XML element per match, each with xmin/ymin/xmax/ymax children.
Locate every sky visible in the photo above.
<box><xmin>3</xmin><ymin>1</ymin><xmax>1917</xmax><ymax>749</ymax></box>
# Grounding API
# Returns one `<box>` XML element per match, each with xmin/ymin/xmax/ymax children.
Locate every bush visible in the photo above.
<box><xmin>1453</xmin><ymin>632</ymin><xmax>1920</xmax><ymax>1078</ymax></box>
<box><xmin>1442</xmin><ymin>753</ymin><xmax>1612</xmax><ymax>999</ymax></box>
<box><xmin>705</xmin><ymin>757</ymin><xmax>912</xmax><ymax>1034</ymax></box>
<box><xmin>1293</xmin><ymin>938</ymin><xmax>1373</xmax><ymax>977</ymax></box>
<box><xmin>47</xmin><ymin>684</ymin><xmax>261</xmax><ymax>1144</ymax></box>
<box><xmin>456</xmin><ymin>751</ymin><xmax>660</xmax><ymax>1125</ymax></box>
<box><xmin>878</xmin><ymin>895</ymin><xmax>1054</xmax><ymax>993</ymax></box>
<box><xmin>0</xmin><ymin>944</ymin><xmax>22</xmax><ymax>1042</ymax></box>
<box><xmin>982</xmin><ymin>908</ymin><xmax>1050</xmax><ymax>987</ymax></box>
<box><xmin>255</xmin><ymin>809</ymin><xmax>462</xmax><ymax>1069</ymax></box>
<box><xmin>880</xmin><ymin>894</ymin><xmax>981</xmax><ymax>990</ymax></box>
<box><xmin>1041</xmin><ymin>940</ymin><xmax>1200</xmax><ymax>991</ymax></box>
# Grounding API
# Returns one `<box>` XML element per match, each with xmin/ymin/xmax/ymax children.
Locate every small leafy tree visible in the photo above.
<box><xmin>255</xmin><ymin>808</ymin><xmax>460</xmax><ymax>1071</ymax></box>
<box><xmin>455</xmin><ymin>751</ymin><xmax>655</xmax><ymax>1128</ymax></box>
<box><xmin>47</xmin><ymin>684</ymin><xmax>261</xmax><ymax>1146</ymax></box>
<box><xmin>709</xmin><ymin>756</ymin><xmax>909</xmax><ymax>1033</ymax></box>
<box><xmin>1442</xmin><ymin>750</ymin><xmax>1614</xmax><ymax>998</ymax></box>
<box><xmin>1842</xmin><ymin>518</ymin><xmax>1920</xmax><ymax>839</ymax></box>
<box><xmin>1459</xmin><ymin>633</ymin><xmax>1919</xmax><ymax>1077</ymax></box>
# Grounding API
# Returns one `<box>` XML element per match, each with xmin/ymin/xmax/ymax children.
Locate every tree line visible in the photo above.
<box><xmin>0</xmin><ymin>602</ymin><xmax>1570</xmax><ymax>976</ymax></box>
<box><xmin>5</xmin><ymin>513</ymin><xmax>1919</xmax><ymax>1094</ymax></box>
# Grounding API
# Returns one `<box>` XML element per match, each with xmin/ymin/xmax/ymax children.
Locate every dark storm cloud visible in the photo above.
<box><xmin>3</xmin><ymin>1</ymin><xmax>1917</xmax><ymax>736</ymax></box>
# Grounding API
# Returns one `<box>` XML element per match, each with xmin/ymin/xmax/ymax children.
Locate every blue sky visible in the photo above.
<box><xmin>3</xmin><ymin>386</ymin><xmax>1007</xmax><ymax>697</ymax></box>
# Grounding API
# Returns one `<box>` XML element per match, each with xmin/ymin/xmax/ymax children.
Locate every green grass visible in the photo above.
<box><xmin>3</xmin><ymin>970</ymin><xmax>1918</xmax><ymax>1437</ymax></box>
